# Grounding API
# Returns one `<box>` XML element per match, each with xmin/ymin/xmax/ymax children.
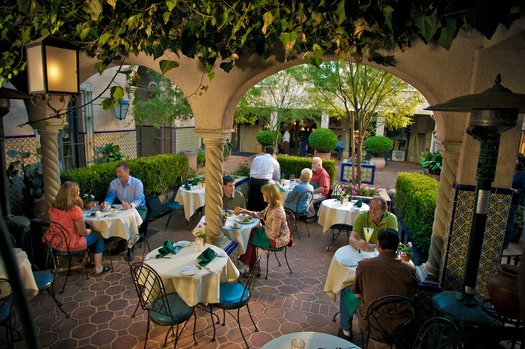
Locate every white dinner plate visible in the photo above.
<box><xmin>111</xmin><ymin>204</ymin><xmax>122</xmax><ymax>209</ymax></box>
<box><xmin>340</xmin><ymin>257</ymin><xmax>358</xmax><ymax>267</ymax></box>
<box><xmin>235</xmin><ymin>216</ymin><xmax>255</xmax><ymax>224</ymax></box>
<box><xmin>174</xmin><ymin>240</ymin><xmax>191</xmax><ymax>247</ymax></box>
<box><xmin>181</xmin><ymin>266</ymin><xmax>199</xmax><ymax>275</ymax></box>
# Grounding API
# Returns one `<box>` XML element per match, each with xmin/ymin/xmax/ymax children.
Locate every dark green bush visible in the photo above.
<box><xmin>364</xmin><ymin>135</ymin><xmax>393</xmax><ymax>156</ymax></box>
<box><xmin>62</xmin><ymin>154</ymin><xmax>188</xmax><ymax>200</ymax></box>
<box><xmin>395</xmin><ymin>172</ymin><xmax>439</xmax><ymax>258</ymax></box>
<box><xmin>308</xmin><ymin>128</ymin><xmax>337</xmax><ymax>152</ymax></box>
<box><xmin>277</xmin><ymin>155</ymin><xmax>336</xmax><ymax>185</ymax></box>
<box><xmin>420</xmin><ymin>151</ymin><xmax>442</xmax><ymax>175</ymax></box>
<box><xmin>256</xmin><ymin>130</ymin><xmax>282</xmax><ymax>146</ymax></box>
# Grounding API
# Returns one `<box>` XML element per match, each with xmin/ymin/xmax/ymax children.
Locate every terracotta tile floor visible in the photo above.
<box><xmin>6</xmin><ymin>215</ymin><xmax>357</xmax><ymax>349</ymax></box>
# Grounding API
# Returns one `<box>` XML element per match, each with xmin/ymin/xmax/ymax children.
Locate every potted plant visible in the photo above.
<box><xmin>397</xmin><ymin>241</ymin><xmax>413</xmax><ymax>262</ymax></box>
<box><xmin>6</xmin><ymin>150</ymin><xmax>46</xmax><ymax>218</ymax></box>
<box><xmin>256</xmin><ymin>130</ymin><xmax>282</xmax><ymax>150</ymax></box>
<box><xmin>308</xmin><ymin>128</ymin><xmax>337</xmax><ymax>158</ymax></box>
<box><xmin>363</xmin><ymin>135</ymin><xmax>393</xmax><ymax>170</ymax></box>
<box><xmin>82</xmin><ymin>193</ymin><xmax>98</xmax><ymax>210</ymax></box>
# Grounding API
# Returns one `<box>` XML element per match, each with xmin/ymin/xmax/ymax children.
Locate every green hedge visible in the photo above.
<box><xmin>277</xmin><ymin>155</ymin><xmax>336</xmax><ymax>185</ymax></box>
<box><xmin>395</xmin><ymin>172</ymin><xmax>439</xmax><ymax>257</ymax></box>
<box><xmin>61</xmin><ymin>154</ymin><xmax>189</xmax><ymax>201</ymax></box>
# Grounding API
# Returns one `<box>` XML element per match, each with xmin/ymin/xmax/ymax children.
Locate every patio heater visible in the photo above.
<box><xmin>426</xmin><ymin>75</ymin><xmax>525</xmax><ymax>330</ymax></box>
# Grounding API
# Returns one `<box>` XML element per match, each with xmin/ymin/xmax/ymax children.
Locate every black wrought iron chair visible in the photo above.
<box><xmin>0</xmin><ymin>278</ymin><xmax>21</xmax><ymax>347</ymax></box>
<box><xmin>43</xmin><ymin>221</ymin><xmax>90</xmax><ymax>294</ymax></box>
<box><xmin>362</xmin><ymin>295</ymin><xmax>416</xmax><ymax>349</ymax></box>
<box><xmin>163</xmin><ymin>186</ymin><xmax>185</xmax><ymax>230</ymax></box>
<box><xmin>289</xmin><ymin>191</ymin><xmax>313</xmax><ymax>238</ymax></box>
<box><xmin>127</xmin><ymin>233</ymin><xmax>151</xmax><ymax>318</ymax></box>
<box><xmin>129</xmin><ymin>262</ymin><xmax>196</xmax><ymax>349</ymax></box>
<box><xmin>412</xmin><ymin>316</ymin><xmax>464</xmax><ymax>349</ymax></box>
<box><xmin>209</xmin><ymin>257</ymin><xmax>261</xmax><ymax>349</ymax></box>
<box><xmin>256</xmin><ymin>210</ymin><xmax>294</xmax><ymax>280</ymax></box>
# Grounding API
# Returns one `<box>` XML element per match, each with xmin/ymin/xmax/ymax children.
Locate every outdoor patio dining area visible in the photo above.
<box><xmin>3</xmin><ymin>210</ymin><xmax>354</xmax><ymax>349</ymax></box>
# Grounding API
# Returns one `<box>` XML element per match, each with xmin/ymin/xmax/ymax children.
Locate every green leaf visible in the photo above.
<box><xmin>101</xmin><ymin>97</ymin><xmax>114</xmax><ymax>110</ymax></box>
<box><xmin>414</xmin><ymin>10</ymin><xmax>438</xmax><ymax>44</ymax></box>
<box><xmin>111</xmin><ymin>86</ymin><xmax>124</xmax><ymax>101</ymax></box>
<box><xmin>436</xmin><ymin>17</ymin><xmax>459</xmax><ymax>50</ymax></box>
<box><xmin>159</xmin><ymin>59</ymin><xmax>179</xmax><ymax>74</ymax></box>
<box><xmin>262</xmin><ymin>12</ymin><xmax>274</xmax><ymax>35</ymax></box>
<box><xmin>166</xmin><ymin>0</ymin><xmax>177</xmax><ymax>12</ymax></box>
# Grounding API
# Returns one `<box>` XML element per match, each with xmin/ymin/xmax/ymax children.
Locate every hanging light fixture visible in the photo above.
<box><xmin>25</xmin><ymin>35</ymin><xmax>79</xmax><ymax>95</ymax></box>
<box><xmin>113</xmin><ymin>99</ymin><xmax>130</xmax><ymax>120</ymax></box>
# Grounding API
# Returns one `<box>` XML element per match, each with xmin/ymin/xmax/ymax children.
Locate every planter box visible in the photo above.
<box><xmin>340</xmin><ymin>161</ymin><xmax>376</xmax><ymax>184</ymax></box>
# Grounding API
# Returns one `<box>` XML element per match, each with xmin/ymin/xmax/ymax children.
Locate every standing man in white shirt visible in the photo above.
<box><xmin>248</xmin><ymin>145</ymin><xmax>281</xmax><ymax>211</ymax></box>
<box><xmin>282</xmin><ymin>128</ymin><xmax>291</xmax><ymax>155</ymax></box>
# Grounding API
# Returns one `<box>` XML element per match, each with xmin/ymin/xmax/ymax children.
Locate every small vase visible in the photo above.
<box><xmin>222</xmin><ymin>218</ymin><xmax>227</xmax><ymax>226</ymax></box>
<box><xmin>400</xmin><ymin>254</ymin><xmax>411</xmax><ymax>262</ymax></box>
<box><xmin>84</xmin><ymin>202</ymin><xmax>97</xmax><ymax>210</ymax></box>
<box><xmin>194</xmin><ymin>237</ymin><xmax>204</xmax><ymax>251</ymax></box>
<box><xmin>486</xmin><ymin>264</ymin><xmax>519</xmax><ymax>319</ymax></box>
<box><xmin>340</xmin><ymin>197</ymin><xmax>348</xmax><ymax>205</ymax></box>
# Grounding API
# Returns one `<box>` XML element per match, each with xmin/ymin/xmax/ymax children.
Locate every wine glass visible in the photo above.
<box><xmin>290</xmin><ymin>174</ymin><xmax>295</xmax><ymax>182</ymax></box>
<box><xmin>363</xmin><ymin>227</ymin><xmax>374</xmax><ymax>243</ymax></box>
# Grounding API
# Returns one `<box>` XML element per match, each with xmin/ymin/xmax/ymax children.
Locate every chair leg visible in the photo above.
<box><xmin>236</xmin><ymin>308</ymin><xmax>249</xmax><ymax>349</ymax></box>
<box><xmin>131</xmin><ymin>302</ymin><xmax>140</xmax><ymax>318</ymax></box>
<box><xmin>326</xmin><ymin>227</ymin><xmax>342</xmax><ymax>252</ymax></box>
<box><xmin>304</xmin><ymin>217</ymin><xmax>311</xmax><ymax>237</ymax></box>
<box><xmin>48</xmin><ymin>282</ymin><xmax>69</xmax><ymax>317</ymax></box>
<box><xmin>294</xmin><ymin>219</ymin><xmax>301</xmax><ymax>239</ymax></box>
<box><xmin>209</xmin><ymin>305</ymin><xmax>217</xmax><ymax>341</ymax></box>
<box><xmin>273</xmin><ymin>251</ymin><xmax>282</xmax><ymax>266</ymax></box>
<box><xmin>144</xmin><ymin>318</ymin><xmax>151</xmax><ymax>349</ymax></box>
<box><xmin>105</xmin><ymin>241</ymin><xmax>113</xmax><ymax>271</ymax></box>
<box><xmin>59</xmin><ymin>256</ymin><xmax>72</xmax><ymax>293</ymax></box>
<box><xmin>332</xmin><ymin>311</ymin><xmax>339</xmax><ymax>322</ymax></box>
<box><xmin>265</xmin><ymin>250</ymin><xmax>270</xmax><ymax>280</ymax></box>
<box><xmin>164</xmin><ymin>210</ymin><xmax>173</xmax><ymax>231</ymax></box>
<box><xmin>283</xmin><ymin>247</ymin><xmax>292</xmax><ymax>274</ymax></box>
<box><xmin>245</xmin><ymin>303</ymin><xmax>259</xmax><ymax>332</ymax></box>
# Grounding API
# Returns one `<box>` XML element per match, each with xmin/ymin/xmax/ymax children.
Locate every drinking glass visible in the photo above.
<box><xmin>290</xmin><ymin>174</ymin><xmax>295</xmax><ymax>181</ymax></box>
<box><xmin>363</xmin><ymin>227</ymin><xmax>374</xmax><ymax>243</ymax></box>
<box><xmin>291</xmin><ymin>338</ymin><xmax>305</xmax><ymax>349</ymax></box>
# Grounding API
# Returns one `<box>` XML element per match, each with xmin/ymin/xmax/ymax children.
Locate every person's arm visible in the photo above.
<box><xmin>272</xmin><ymin>161</ymin><xmax>280</xmax><ymax>181</ymax></box>
<box><xmin>235</xmin><ymin>207</ymin><xmax>264</xmax><ymax>220</ymax></box>
<box><xmin>129</xmin><ymin>178</ymin><xmax>146</xmax><ymax>209</ymax></box>
<box><xmin>264</xmin><ymin>207</ymin><xmax>284</xmax><ymax>240</ymax></box>
<box><xmin>73</xmin><ymin>206</ymin><xmax>91</xmax><ymax>236</ymax></box>
<box><xmin>76</xmin><ymin>219</ymin><xmax>92</xmax><ymax>236</ymax></box>
<box><xmin>103</xmin><ymin>181</ymin><xmax>117</xmax><ymax>207</ymax></box>
<box><xmin>348</xmin><ymin>214</ymin><xmax>376</xmax><ymax>251</ymax></box>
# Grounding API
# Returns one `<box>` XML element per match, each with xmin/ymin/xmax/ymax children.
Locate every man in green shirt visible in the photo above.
<box><xmin>349</xmin><ymin>197</ymin><xmax>398</xmax><ymax>252</ymax></box>
<box><xmin>222</xmin><ymin>175</ymin><xmax>246</xmax><ymax>211</ymax></box>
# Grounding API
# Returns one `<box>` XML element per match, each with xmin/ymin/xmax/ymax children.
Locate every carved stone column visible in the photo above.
<box><xmin>26</xmin><ymin>98</ymin><xmax>68</xmax><ymax>211</ymax></box>
<box><xmin>196</xmin><ymin>129</ymin><xmax>233</xmax><ymax>248</ymax></box>
<box><xmin>417</xmin><ymin>141</ymin><xmax>461</xmax><ymax>284</ymax></box>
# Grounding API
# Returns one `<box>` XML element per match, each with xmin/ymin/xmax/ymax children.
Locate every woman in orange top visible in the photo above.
<box><xmin>46</xmin><ymin>181</ymin><xmax>109</xmax><ymax>276</ymax></box>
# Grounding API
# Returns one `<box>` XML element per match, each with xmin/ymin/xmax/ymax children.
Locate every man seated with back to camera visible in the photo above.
<box><xmin>350</xmin><ymin>228</ymin><xmax>417</xmax><ymax>344</ymax></box>
<box><xmin>247</xmin><ymin>145</ymin><xmax>280</xmax><ymax>211</ymax></box>
<box><xmin>222</xmin><ymin>175</ymin><xmax>246</xmax><ymax>211</ymax></box>
<box><xmin>100</xmin><ymin>161</ymin><xmax>146</xmax><ymax>261</ymax></box>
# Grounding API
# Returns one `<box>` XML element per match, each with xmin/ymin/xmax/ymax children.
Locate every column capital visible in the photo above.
<box><xmin>436</xmin><ymin>140</ymin><xmax>462</xmax><ymax>155</ymax></box>
<box><xmin>195</xmin><ymin>129</ymin><xmax>234</xmax><ymax>144</ymax></box>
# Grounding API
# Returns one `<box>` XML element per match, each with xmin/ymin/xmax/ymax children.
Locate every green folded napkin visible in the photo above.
<box><xmin>197</xmin><ymin>247</ymin><xmax>217</xmax><ymax>267</ymax></box>
<box><xmin>184</xmin><ymin>181</ymin><xmax>191</xmax><ymax>190</ymax></box>
<box><xmin>156</xmin><ymin>240</ymin><xmax>177</xmax><ymax>258</ymax></box>
<box><xmin>311</xmin><ymin>183</ymin><xmax>319</xmax><ymax>189</ymax></box>
<box><xmin>355</xmin><ymin>198</ymin><xmax>363</xmax><ymax>208</ymax></box>
<box><xmin>342</xmin><ymin>291</ymin><xmax>362</xmax><ymax>315</ymax></box>
<box><xmin>277</xmin><ymin>184</ymin><xmax>285</xmax><ymax>192</ymax></box>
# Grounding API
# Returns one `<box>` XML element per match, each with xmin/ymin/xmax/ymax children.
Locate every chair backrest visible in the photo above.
<box><xmin>295</xmin><ymin>191</ymin><xmax>313</xmax><ymax>216</ymax></box>
<box><xmin>284</xmin><ymin>209</ymin><xmax>296</xmax><ymax>229</ymax></box>
<box><xmin>412</xmin><ymin>316</ymin><xmax>464</xmax><ymax>349</ymax></box>
<box><xmin>366</xmin><ymin>295</ymin><xmax>416</xmax><ymax>345</ymax></box>
<box><xmin>129</xmin><ymin>262</ymin><xmax>172</xmax><ymax>316</ymax></box>
<box><xmin>127</xmin><ymin>234</ymin><xmax>151</xmax><ymax>265</ymax></box>
<box><xmin>332</xmin><ymin>182</ymin><xmax>350</xmax><ymax>198</ymax></box>
<box><xmin>43</xmin><ymin>221</ymin><xmax>73</xmax><ymax>253</ymax></box>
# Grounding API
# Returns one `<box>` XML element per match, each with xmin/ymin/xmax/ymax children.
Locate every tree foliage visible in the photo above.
<box><xmin>304</xmin><ymin>61</ymin><xmax>424</xmax><ymax>184</ymax></box>
<box><xmin>0</xmin><ymin>0</ymin><xmax>521</xmax><ymax>89</ymax></box>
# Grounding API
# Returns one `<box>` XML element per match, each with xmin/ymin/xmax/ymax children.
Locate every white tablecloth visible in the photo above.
<box><xmin>84</xmin><ymin>207</ymin><xmax>143</xmax><ymax>240</ymax></box>
<box><xmin>145</xmin><ymin>243</ymin><xmax>239</xmax><ymax>306</ymax></box>
<box><xmin>193</xmin><ymin>215</ymin><xmax>261</xmax><ymax>255</ymax></box>
<box><xmin>261</xmin><ymin>331</ymin><xmax>360</xmax><ymax>349</ymax></box>
<box><xmin>0</xmin><ymin>248</ymin><xmax>39</xmax><ymax>299</ymax></box>
<box><xmin>317</xmin><ymin>199</ymin><xmax>370</xmax><ymax>234</ymax></box>
<box><xmin>323</xmin><ymin>245</ymin><xmax>378</xmax><ymax>301</ymax></box>
<box><xmin>175</xmin><ymin>186</ymin><xmax>206</xmax><ymax>220</ymax></box>
<box><xmin>278</xmin><ymin>179</ymin><xmax>296</xmax><ymax>201</ymax></box>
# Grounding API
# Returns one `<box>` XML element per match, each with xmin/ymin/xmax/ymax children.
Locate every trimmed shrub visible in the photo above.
<box><xmin>256</xmin><ymin>130</ymin><xmax>282</xmax><ymax>146</ymax></box>
<box><xmin>308</xmin><ymin>128</ymin><xmax>338</xmax><ymax>153</ymax></box>
<box><xmin>62</xmin><ymin>154</ymin><xmax>188</xmax><ymax>201</ymax></box>
<box><xmin>395</xmin><ymin>172</ymin><xmax>439</xmax><ymax>257</ymax></box>
<box><xmin>277</xmin><ymin>155</ymin><xmax>336</xmax><ymax>185</ymax></box>
<box><xmin>364</xmin><ymin>135</ymin><xmax>393</xmax><ymax>156</ymax></box>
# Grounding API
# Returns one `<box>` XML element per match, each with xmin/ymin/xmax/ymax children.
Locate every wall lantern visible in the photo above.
<box><xmin>25</xmin><ymin>35</ymin><xmax>79</xmax><ymax>95</ymax></box>
<box><xmin>426</xmin><ymin>74</ymin><xmax>525</xmax><ymax>328</ymax></box>
<box><xmin>113</xmin><ymin>99</ymin><xmax>130</xmax><ymax>120</ymax></box>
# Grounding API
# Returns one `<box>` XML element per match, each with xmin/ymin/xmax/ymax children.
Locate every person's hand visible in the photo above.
<box><xmin>234</xmin><ymin>207</ymin><xmax>243</xmax><ymax>215</ymax></box>
<box><xmin>100</xmin><ymin>201</ymin><xmax>108</xmax><ymax>210</ymax></box>
<box><xmin>121</xmin><ymin>201</ymin><xmax>132</xmax><ymax>210</ymax></box>
<box><xmin>357</xmin><ymin>239</ymin><xmax>369</xmax><ymax>251</ymax></box>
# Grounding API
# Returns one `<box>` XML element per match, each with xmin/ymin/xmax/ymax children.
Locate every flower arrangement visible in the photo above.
<box><xmin>345</xmin><ymin>183</ymin><xmax>380</xmax><ymax>198</ymax></box>
<box><xmin>83</xmin><ymin>193</ymin><xmax>96</xmax><ymax>203</ymax></box>
<box><xmin>195</xmin><ymin>222</ymin><xmax>207</xmax><ymax>241</ymax></box>
<box><xmin>222</xmin><ymin>208</ymin><xmax>232</xmax><ymax>221</ymax></box>
<box><xmin>397</xmin><ymin>242</ymin><xmax>413</xmax><ymax>258</ymax></box>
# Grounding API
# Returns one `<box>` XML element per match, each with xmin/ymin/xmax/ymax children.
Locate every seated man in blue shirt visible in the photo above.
<box><xmin>101</xmin><ymin>162</ymin><xmax>146</xmax><ymax>259</ymax></box>
<box><xmin>284</xmin><ymin>168</ymin><xmax>314</xmax><ymax>214</ymax></box>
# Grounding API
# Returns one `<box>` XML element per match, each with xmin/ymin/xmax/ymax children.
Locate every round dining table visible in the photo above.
<box><xmin>323</xmin><ymin>245</ymin><xmax>378</xmax><ymax>301</ymax></box>
<box><xmin>144</xmin><ymin>242</ymin><xmax>239</xmax><ymax>306</ymax></box>
<box><xmin>194</xmin><ymin>215</ymin><xmax>260</xmax><ymax>255</ymax></box>
<box><xmin>261</xmin><ymin>331</ymin><xmax>361</xmax><ymax>349</ymax></box>
<box><xmin>317</xmin><ymin>199</ymin><xmax>369</xmax><ymax>234</ymax></box>
<box><xmin>175</xmin><ymin>186</ymin><xmax>206</xmax><ymax>221</ymax></box>
<box><xmin>83</xmin><ymin>205</ymin><xmax>143</xmax><ymax>240</ymax></box>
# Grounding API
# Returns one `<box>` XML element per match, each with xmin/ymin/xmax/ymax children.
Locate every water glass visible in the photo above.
<box><xmin>291</xmin><ymin>338</ymin><xmax>305</xmax><ymax>349</ymax></box>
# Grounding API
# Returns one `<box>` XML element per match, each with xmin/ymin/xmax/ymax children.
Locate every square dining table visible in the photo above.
<box><xmin>144</xmin><ymin>242</ymin><xmax>239</xmax><ymax>306</ymax></box>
